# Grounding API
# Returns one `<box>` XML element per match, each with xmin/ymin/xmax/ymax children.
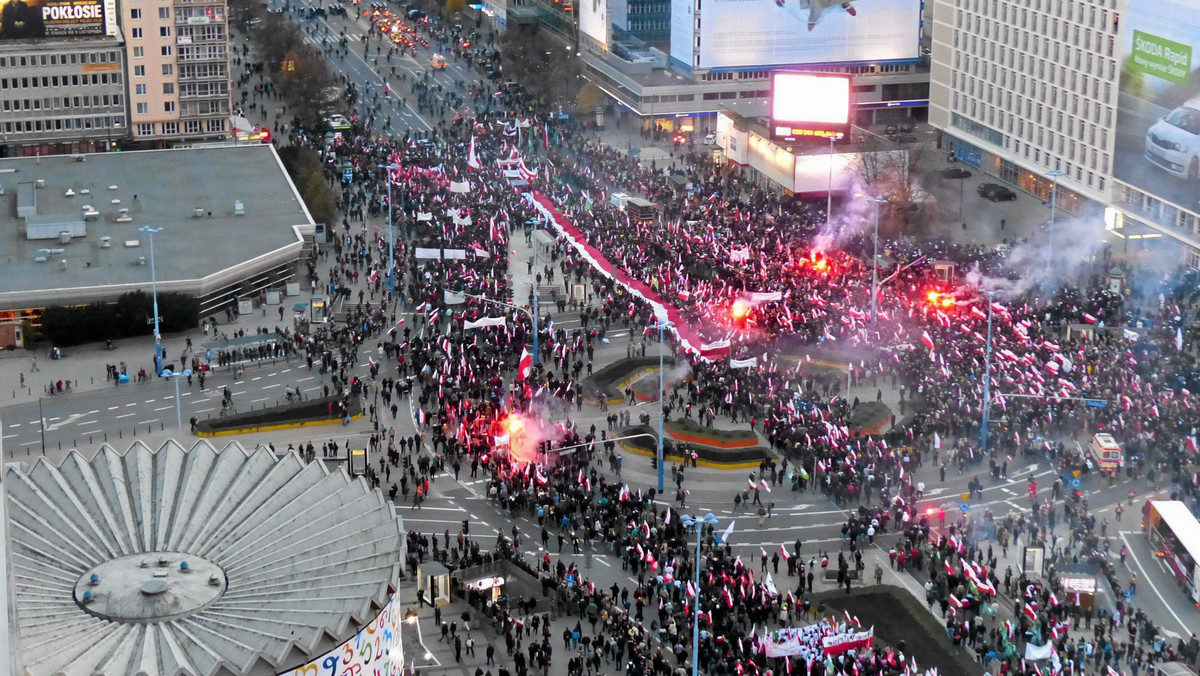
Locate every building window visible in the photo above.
<box><xmin>136</xmin><ymin>102</ymin><xmax>148</xmax><ymax>114</ymax></box>
<box><xmin>131</xmin><ymin>27</ymin><xmax>143</xmax><ymax>38</ymax></box>
<box><xmin>163</xmin><ymin>122</ymin><xmax>178</xmax><ymax>135</ymax></box>
<box><xmin>163</xmin><ymin>83</ymin><xmax>174</xmax><ymax>94</ymax></box>
<box><xmin>162</xmin><ymin>64</ymin><xmax>173</xmax><ymax>75</ymax></box>
<box><xmin>137</xmin><ymin>123</ymin><xmax>154</xmax><ymax>136</ymax></box>
<box><xmin>185</xmin><ymin>120</ymin><xmax>202</xmax><ymax>134</ymax></box>
<box><xmin>160</xmin><ymin>26</ymin><xmax>171</xmax><ymax>36</ymax></box>
<box><xmin>133</xmin><ymin>47</ymin><xmax>144</xmax><ymax>58</ymax></box>
<box><xmin>164</xmin><ymin>101</ymin><xmax>175</xmax><ymax>112</ymax></box>
<box><xmin>161</xmin><ymin>46</ymin><xmax>172</xmax><ymax>57</ymax></box>
<box><xmin>159</xmin><ymin>6</ymin><xmax>170</xmax><ymax>18</ymax></box>
<box><xmin>133</xmin><ymin>65</ymin><xmax>145</xmax><ymax>77</ymax></box>
<box><xmin>206</xmin><ymin>118</ymin><xmax>224</xmax><ymax>132</ymax></box>
<box><xmin>130</xmin><ymin>8</ymin><xmax>141</xmax><ymax>18</ymax></box>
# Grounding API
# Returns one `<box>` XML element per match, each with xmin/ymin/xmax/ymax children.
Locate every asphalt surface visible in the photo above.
<box><xmin>0</xmin><ymin>9</ymin><xmax>1196</xmax><ymax>675</ymax></box>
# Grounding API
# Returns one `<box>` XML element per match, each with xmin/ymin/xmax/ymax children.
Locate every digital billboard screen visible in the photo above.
<box><xmin>1112</xmin><ymin>0</ymin><xmax>1200</xmax><ymax>208</ymax></box>
<box><xmin>0</xmin><ymin>0</ymin><xmax>106</xmax><ymax>40</ymax></box>
<box><xmin>770</xmin><ymin>72</ymin><xmax>851</xmax><ymax>141</ymax></box>
<box><xmin>687</xmin><ymin>0</ymin><xmax>920</xmax><ymax>70</ymax></box>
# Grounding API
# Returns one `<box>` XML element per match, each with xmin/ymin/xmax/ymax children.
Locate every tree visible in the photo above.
<box><xmin>445</xmin><ymin>0</ymin><xmax>465</xmax><ymax>14</ymax></box>
<box><xmin>850</xmin><ymin>134</ymin><xmax>939</xmax><ymax>233</ymax></box>
<box><xmin>278</xmin><ymin>47</ymin><xmax>337</xmax><ymax>127</ymax></box>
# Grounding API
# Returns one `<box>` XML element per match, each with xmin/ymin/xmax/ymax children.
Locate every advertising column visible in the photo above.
<box><xmin>1112</xmin><ymin>0</ymin><xmax>1200</xmax><ymax>209</ymax></box>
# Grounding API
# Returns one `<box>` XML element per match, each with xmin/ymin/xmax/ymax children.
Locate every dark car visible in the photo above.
<box><xmin>940</xmin><ymin>167</ymin><xmax>972</xmax><ymax>179</ymax></box>
<box><xmin>977</xmin><ymin>183</ymin><xmax>1017</xmax><ymax>201</ymax></box>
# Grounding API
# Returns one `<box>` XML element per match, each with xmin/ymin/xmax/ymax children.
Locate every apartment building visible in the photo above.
<box><xmin>123</xmin><ymin>0</ymin><xmax>231</xmax><ymax>144</ymax></box>
<box><xmin>929</xmin><ymin>0</ymin><xmax>1122</xmax><ymax>218</ymax></box>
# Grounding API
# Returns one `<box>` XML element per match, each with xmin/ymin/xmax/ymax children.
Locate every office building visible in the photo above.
<box><xmin>0</xmin><ymin>0</ymin><xmax>128</xmax><ymax>157</ymax></box>
<box><xmin>929</xmin><ymin>0</ymin><xmax>1121</xmax><ymax>218</ymax></box>
<box><xmin>577</xmin><ymin>0</ymin><xmax>929</xmax><ymax>134</ymax></box>
<box><xmin>122</xmin><ymin>0</ymin><xmax>232</xmax><ymax>144</ymax></box>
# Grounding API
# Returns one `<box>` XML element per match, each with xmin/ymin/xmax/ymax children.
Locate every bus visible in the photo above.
<box><xmin>1144</xmin><ymin>500</ymin><xmax>1200</xmax><ymax>605</ymax></box>
<box><xmin>1087</xmin><ymin>433</ymin><xmax>1123</xmax><ymax>474</ymax></box>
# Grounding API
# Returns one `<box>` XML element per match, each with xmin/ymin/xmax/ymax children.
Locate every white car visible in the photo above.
<box><xmin>1145</xmin><ymin>98</ymin><xmax>1200</xmax><ymax>181</ymax></box>
<box><xmin>703</xmin><ymin>133</ymin><xmax>716</xmax><ymax>145</ymax></box>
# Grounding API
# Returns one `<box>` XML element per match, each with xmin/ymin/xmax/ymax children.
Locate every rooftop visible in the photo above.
<box><xmin>0</xmin><ymin>146</ymin><xmax>313</xmax><ymax>310</ymax></box>
<box><xmin>7</xmin><ymin>440</ymin><xmax>403</xmax><ymax>676</ymax></box>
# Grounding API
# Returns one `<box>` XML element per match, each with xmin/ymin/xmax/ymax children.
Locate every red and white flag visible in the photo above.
<box><xmin>517</xmin><ymin>347</ymin><xmax>533</xmax><ymax>381</ymax></box>
<box><xmin>467</xmin><ymin>135</ymin><xmax>482</xmax><ymax>170</ymax></box>
<box><xmin>922</xmin><ymin>331</ymin><xmax>935</xmax><ymax>350</ymax></box>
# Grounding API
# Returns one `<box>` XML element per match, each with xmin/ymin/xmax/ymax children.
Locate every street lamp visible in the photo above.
<box><xmin>826</xmin><ymin>135</ymin><xmax>836</xmax><ymax>234</ymax></box>
<box><xmin>1046</xmin><ymin>169</ymin><xmax>1065</xmax><ymax>254</ymax></box>
<box><xmin>869</xmin><ymin>197</ymin><xmax>887</xmax><ymax>324</ymax></box>
<box><xmin>139</xmin><ymin>226</ymin><xmax>164</xmax><ymax>375</ymax></box>
<box><xmin>680</xmin><ymin>512</ymin><xmax>719</xmax><ymax>676</ymax></box>
<box><xmin>978</xmin><ymin>289</ymin><xmax>998</xmax><ymax>453</ymax></box>
<box><xmin>160</xmin><ymin>367</ymin><xmax>193</xmax><ymax>429</ymax></box>
<box><xmin>378</xmin><ymin>163</ymin><xmax>400</xmax><ymax>297</ymax></box>
<box><xmin>655</xmin><ymin>318</ymin><xmax>675</xmax><ymax>492</ymax></box>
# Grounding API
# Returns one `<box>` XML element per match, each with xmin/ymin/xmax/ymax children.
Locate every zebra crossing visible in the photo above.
<box><xmin>302</xmin><ymin>32</ymin><xmax>363</xmax><ymax>46</ymax></box>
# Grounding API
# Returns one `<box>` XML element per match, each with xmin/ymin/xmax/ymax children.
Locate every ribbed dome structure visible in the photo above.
<box><xmin>7</xmin><ymin>440</ymin><xmax>403</xmax><ymax>676</ymax></box>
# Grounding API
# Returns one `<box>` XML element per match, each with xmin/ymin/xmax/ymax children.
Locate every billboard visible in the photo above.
<box><xmin>770</xmin><ymin>71</ymin><xmax>851</xmax><ymax>141</ymax></box>
<box><xmin>681</xmin><ymin>0</ymin><xmax>920</xmax><ymax>70</ymax></box>
<box><xmin>1112</xmin><ymin>0</ymin><xmax>1200</xmax><ymax>207</ymax></box>
<box><xmin>0</xmin><ymin>0</ymin><xmax>107</xmax><ymax>39</ymax></box>
<box><xmin>579</xmin><ymin>0</ymin><xmax>608</xmax><ymax>50</ymax></box>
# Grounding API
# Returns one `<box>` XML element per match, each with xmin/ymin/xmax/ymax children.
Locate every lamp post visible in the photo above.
<box><xmin>1046</xmin><ymin>169</ymin><xmax>1065</xmax><ymax>254</ymax></box>
<box><xmin>826</xmin><ymin>135</ymin><xmax>836</xmax><ymax>233</ymax></box>
<box><xmin>459</xmin><ymin>292</ymin><xmax>539</xmax><ymax>366</ymax></box>
<box><xmin>378</xmin><ymin>163</ymin><xmax>400</xmax><ymax>297</ymax></box>
<box><xmin>656</xmin><ymin>318</ymin><xmax>675</xmax><ymax>492</ymax></box>
<box><xmin>870</xmin><ymin>197</ymin><xmax>887</xmax><ymax>324</ymax></box>
<box><xmin>680</xmin><ymin>512</ymin><xmax>718</xmax><ymax>676</ymax></box>
<box><xmin>160</xmin><ymin>367</ymin><xmax>193</xmax><ymax>429</ymax></box>
<box><xmin>139</xmin><ymin>226</ymin><xmax>164</xmax><ymax>375</ymax></box>
<box><xmin>979</xmin><ymin>290</ymin><xmax>998</xmax><ymax>453</ymax></box>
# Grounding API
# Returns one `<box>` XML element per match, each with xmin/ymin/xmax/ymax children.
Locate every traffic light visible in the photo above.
<box><xmin>651</xmin><ymin>455</ymin><xmax>658</xmax><ymax>469</ymax></box>
<box><xmin>462</xmin><ymin>519</ymin><xmax>469</xmax><ymax>534</ymax></box>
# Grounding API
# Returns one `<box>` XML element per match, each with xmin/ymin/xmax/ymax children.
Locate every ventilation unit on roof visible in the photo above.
<box><xmin>193</xmin><ymin>208</ymin><xmax>205</xmax><ymax>218</ymax></box>
<box><xmin>233</xmin><ymin>201</ymin><xmax>245</xmax><ymax>216</ymax></box>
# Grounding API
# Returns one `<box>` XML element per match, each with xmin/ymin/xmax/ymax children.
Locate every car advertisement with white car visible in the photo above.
<box><xmin>1112</xmin><ymin>0</ymin><xmax>1200</xmax><ymax>209</ymax></box>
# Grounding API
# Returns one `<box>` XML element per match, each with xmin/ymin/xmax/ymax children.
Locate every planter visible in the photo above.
<box><xmin>846</xmin><ymin>401</ymin><xmax>893</xmax><ymax>436</ymax></box>
<box><xmin>195</xmin><ymin>395</ymin><xmax>363</xmax><ymax>436</ymax></box>
<box><xmin>618</xmin><ymin>424</ymin><xmax>768</xmax><ymax>466</ymax></box>
<box><xmin>666</xmin><ymin>418</ymin><xmax>759</xmax><ymax>449</ymax></box>
<box><xmin>582</xmin><ymin>357</ymin><xmax>677</xmax><ymax>405</ymax></box>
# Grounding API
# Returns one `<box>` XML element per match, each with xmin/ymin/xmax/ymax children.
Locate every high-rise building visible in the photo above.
<box><xmin>122</xmin><ymin>0</ymin><xmax>231</xmax><ymax>144</ymax></box>
<box><xmin>928</xmin><ymin>0</ymin><xmax>1122</xmax><ymax>218</ymax></box>
<box><xmin>1107</xmin><ymin>0</ymin><xmax>1200</xmax><ymax>264</ymax></box>
<box><xmin>0</xmin><ymin>0</ymin><xmax>128</xmax><ymax>157</ymax></box>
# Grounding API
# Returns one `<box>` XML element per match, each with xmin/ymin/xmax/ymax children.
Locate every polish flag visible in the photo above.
<box><xmin>1023</xmin><ymin>602</ymin><xmax>1038</xmax><ymax>621</ymax></box>
<box><xmin>780</xmin><ymin>545</ymin><xmax>789</xmax><ymax>560</ymax></box>
<box><xmin>517</xmin><ymin>347</ymin><xmax>533</xmax><ymax>381</ymax></box>
<box><xmin>467</xmin><ymin>135</ymin><xmax>482</xmax><ymax>170</ymax></box>
<box><xmin>970</xmin><ymin>305</ymin><xmax>987</xmax><ymax>320</ymax></box>
<box><xmin>1082</xmin><ymin>313</ymin><xmax>1098</xmax><ymax>324</ymax></box>
<box><xmin>921</xmin><ymin>331</ymin><xmax>935</xmax><ymax>350</ymax></box>
<box><xmin>760</xmin><ymin>479</ymin><xmax>772</xmax><ymax>493</ymax></box>
<box><xmin>948</xmin><ymin>595</ymin><xmax>964</xmax><ymax>609</ymax></box>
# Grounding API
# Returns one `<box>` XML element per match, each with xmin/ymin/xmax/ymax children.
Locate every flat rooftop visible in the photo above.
<box><xmin>0</xmin><ymin>145</ymin><xmax>312</xmax><ymax>310</ymax></box>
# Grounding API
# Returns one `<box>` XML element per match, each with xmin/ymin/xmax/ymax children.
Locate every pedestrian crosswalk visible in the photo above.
<box><xmin>303</xmin><ymin>32</ymin><xmax>363</xmax><ymax>46</ymax></box>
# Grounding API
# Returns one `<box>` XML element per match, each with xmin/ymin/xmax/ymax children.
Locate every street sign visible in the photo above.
<box><xmin>1086</xmin><ymin>399</ymin><xmax>1108</xmax><ymax>408</ymax></box>
<box><xmin>959</xmin><ymin>502</ymin><xmax>969</xmax><ymax>512</ymax></box>
<box><xmin>960</xmin><ymin>493</ymin><xmax>971</xmax><ymax>502</ymax></box>
<box><xmin>1072</xmin><ymin>478</ymin><xmax>1081</xmax><ymax>488</ymax></box>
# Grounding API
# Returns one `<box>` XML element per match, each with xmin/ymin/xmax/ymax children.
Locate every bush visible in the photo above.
<box><xmin>40</xmin><ymin>291</ymin><xmax>199</xmax><ymax>346</ymax></box>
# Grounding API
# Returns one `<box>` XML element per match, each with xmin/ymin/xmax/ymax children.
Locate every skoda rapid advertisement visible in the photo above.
<box><xmin>1113</xmin><ymin>0</ymin><xmax>1200</xmax><ymax>208</ymax></box>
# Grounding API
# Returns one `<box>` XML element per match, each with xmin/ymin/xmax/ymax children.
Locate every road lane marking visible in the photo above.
<box><xmin>252</xmin><ymin>377</ymin><xmax>262</xmax><ymax>381</ymax></box>
<box><xmin>263</xmin><ymin>383</ymin><xmax>282</xmax><ymax>389</ymax></box>
<box><xmin>251</xmin><ymin>398</ymin><xmax>268</xmax><ymax>403</ymax></box>
<box><xmin>154</xmin><ymin>406</ymin><xmax>172</xmax><ymax>412</ymax></box>
<box><xmin>125</xmin><ymin>403</ymin><xmax>137</xmax><ymax>407</ymax></box>
<box><xmin>136</xmin><ymin>420</ymin><xmax>157</xmax><ymax>425</ymax></box>
<box><xmin>116</xmin><ymin>413</ymin><xmax>135</xmax><ymax>419</ymax></box>
<box><xmin>1119</xmin><ymin>530</ymin><xmax>1190</xmax><ymax>636</ymax></box>
<box><xmin>195</xmin><ymin>407</ymin><xmax>215</xmax><ymax>413</ymax></box>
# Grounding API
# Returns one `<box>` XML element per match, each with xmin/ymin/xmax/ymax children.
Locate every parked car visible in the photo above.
<box><xmin>977</xmin><ymin>183</ymin><xmax>1017</xmax><ymax>201</ymax></box>
<box><xmin>940</xmin><ymin>167</ymin><xmax>972</xmax><ymax>179</ymax></box>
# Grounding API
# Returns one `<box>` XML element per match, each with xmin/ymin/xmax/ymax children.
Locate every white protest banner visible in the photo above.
<box><xmin>464</xmin><ymin>316</ymin><xmax>506</xmax><ymax>330</ymax></box>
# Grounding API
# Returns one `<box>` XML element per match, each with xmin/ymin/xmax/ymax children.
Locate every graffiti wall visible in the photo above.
<box><xmin>280</xmin><ymin>593</ymin><xmax>404</xmax><ymax>676</ymax></box>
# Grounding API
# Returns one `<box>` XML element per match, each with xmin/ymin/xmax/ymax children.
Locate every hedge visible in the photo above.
<box><xmin>195</xmin><ymin>395</ymin><xmax>362</xmax><ymax>436</ymax></box>
<box><xmin>40</xmin><ymin>291</ymin><xmax>199</xmax><ymax>347</ymax></box>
